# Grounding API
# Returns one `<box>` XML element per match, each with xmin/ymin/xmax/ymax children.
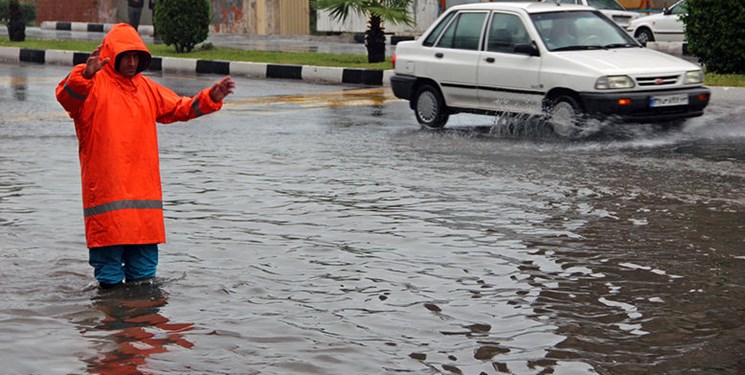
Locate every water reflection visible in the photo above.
<box><xmin>11</xmin><ymin>76</ymin><xmax>27</xmax><ymax>101</ymax></box>
<box><xmin>81</xmin><ymin>283</ymin><xmax>193</xmax><ymax>374</ymax></box>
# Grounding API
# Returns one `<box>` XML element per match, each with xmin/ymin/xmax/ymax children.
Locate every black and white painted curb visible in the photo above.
<box><xmin>40</xmin><ymin>21</ymin><xmax>155</xmax><ymax>36</ymax></box>
<box><xmin>0</xmin><ymin>46</ymin><xmax>393</xmax><ymax>86</ymax></box>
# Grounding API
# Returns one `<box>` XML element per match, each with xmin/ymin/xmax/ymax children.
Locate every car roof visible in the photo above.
<box><xmin>449</xmin><ymin>1</ymin><xmax>593</xmax><ymax>14</ymax></box>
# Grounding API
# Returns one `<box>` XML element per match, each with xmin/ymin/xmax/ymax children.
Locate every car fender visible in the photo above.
<box><xmin>539</xmin><ymin>53</ymin><xmax>603</xmax><ymax>94</ymax></box>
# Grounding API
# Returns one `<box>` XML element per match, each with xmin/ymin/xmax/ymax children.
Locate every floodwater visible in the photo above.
<box><xmin>1</xmin><ymin>63</ymin><xmax>744</xmax><ymax>375</ymax></box>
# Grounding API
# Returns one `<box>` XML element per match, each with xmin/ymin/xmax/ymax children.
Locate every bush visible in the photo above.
<box><xmin>682</xmin><ymin>0</ymin><xmax>745</xmax><ymax>74</ymax></box>
<box><xmin>153</xmin><ymin>0</ymin><xmax>211</xmax><ymax>53</ymax></box>
<box><xmin>0</xmin><ymin>0</ymin><xmax>36</xmax><ymax>25</ymax></box>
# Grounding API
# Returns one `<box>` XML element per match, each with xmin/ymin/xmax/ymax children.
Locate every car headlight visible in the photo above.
<box><xmin>684</xmin><ymin>70</ymin><xmax>704</xmax><ymax>84</ymax></box>
<box><xmin>595</xmin><ymin>75</ymin><xmax>635</xmax><ymax>90</ymax></box>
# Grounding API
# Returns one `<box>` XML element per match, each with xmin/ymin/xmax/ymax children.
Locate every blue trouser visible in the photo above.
<box><xmin>89</xmin><ymin>244</ymin><xmax>158</xmax><ymax>285</ymax></box>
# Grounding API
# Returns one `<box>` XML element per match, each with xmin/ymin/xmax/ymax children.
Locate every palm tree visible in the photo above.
<box><xmin>313</xmin><ymin>0</ymin><xmax>415</xmax><ymax>63</ymax></box>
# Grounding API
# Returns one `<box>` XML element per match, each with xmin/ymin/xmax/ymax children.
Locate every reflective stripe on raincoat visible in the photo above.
<box><xmin>55</xmin><ymin>23</ymin><xmax>223</xmax><ymax>248</ymax></box>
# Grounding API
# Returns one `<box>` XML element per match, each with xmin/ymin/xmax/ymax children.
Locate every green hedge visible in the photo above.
<box><xmin>153</xmin><ymin>0</ymin><xmax>210</xmax><ymax>53</ymax></box>
<box><xmin>682</xmin><ymin>0</ymin><xmax>745</xmax><ymax>74</ymax></box>
<box><xmin>0</xmin><ymin>0</ymin><xmax>36</xmax><ymax>25</ymax></box>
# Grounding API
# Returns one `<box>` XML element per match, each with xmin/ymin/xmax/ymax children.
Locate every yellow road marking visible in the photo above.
<box><xmin>0</xmin><ymin>76</ymin><xmax>61</xmax><ymax>85</ymax></box>
<box><xmin>225</xmin><ymin>88</ymin><xmax>403</xmax><ymax>110</ymax></box>
<box><xmin>1</xmin><ymin>87</ymin><xmax>402</xmax><ymax>123</ymax></box>
<box><xmin>1</xmin><ymin>113</ymin><xmax>70</xmax><ymax>123</ymax></box>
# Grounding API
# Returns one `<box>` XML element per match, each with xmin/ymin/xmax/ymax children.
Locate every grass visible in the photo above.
<box><xmin>0</xmin><ymin>37</ymin><xmax>393</xmax><ymax>70</ymax></box>
<box><xmin>2</xmin><ymin>37</ymin><xmax>745</xmax><ymax>86</ymax></box>
<box><xmin>700</xmin><ymin>73</ymin><xmax>745</xmax><ymax>88</ymax></box>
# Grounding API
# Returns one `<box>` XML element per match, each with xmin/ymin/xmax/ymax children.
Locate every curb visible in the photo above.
<box><xmin>40</xmin><ymin>21</ymin><xmax>155</xmax><ymax>36</ymax></box>
<box><xmin>0</xmin><ymin>46</ymin><xmax>393</xmax><ymax>87</ymax></box>
<box><xmin>353</xmin><ymin>33</ymin><xmax>416</xmax><ymax>45</ymax></box>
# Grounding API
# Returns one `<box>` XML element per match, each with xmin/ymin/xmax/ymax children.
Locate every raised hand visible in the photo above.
<box><xmin>209</xmin><ymin>76</ymin><xmax>236</xmax><ymax>102</ymax></box>
<box><xmin>82</xmin><ymin>45</ymin><xmax>110</xmax><ymax>79</ymax></box>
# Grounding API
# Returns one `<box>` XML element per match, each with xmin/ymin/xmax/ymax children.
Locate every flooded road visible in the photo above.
<box><xmin>1</xmin><ymin>63</ymin><xmax>744</xmax><ymax>374</ymax></box>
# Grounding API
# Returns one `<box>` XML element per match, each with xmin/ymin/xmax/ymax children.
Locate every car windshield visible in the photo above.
<box><xmin>531</xmin><ymin>10</ymin><xmax>638</xmax><ymax>52</ymax></box>
<box><xmin>586</xmin><ymin>0</ymin><xmax>626</xmax><ymax>11</ymax></box>
<box><xmin>670</xmin><ymin>0</ymin><xmax>686</xmax><ymax>14</ymax></box>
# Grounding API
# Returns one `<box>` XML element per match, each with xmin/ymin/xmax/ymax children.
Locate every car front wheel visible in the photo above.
<box><xmin>414</xmin><ymin>84</ymin><xmax>449</xmax><ymax>128</ymax></box>
<box><xmin>635</xmin><ymin>28</ymin><xmax>654</xmax><ymax>45</ymax></box>
<box><xmin>546</xmin><ymin>95</ymin><xmax>584</xmax><ymax>138</ymax></box>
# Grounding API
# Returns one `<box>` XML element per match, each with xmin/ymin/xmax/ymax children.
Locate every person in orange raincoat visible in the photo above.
<box><xmin>56</xmin><ymin>23</ymin><xmax>236</xmax><ymax>289</ymax></box>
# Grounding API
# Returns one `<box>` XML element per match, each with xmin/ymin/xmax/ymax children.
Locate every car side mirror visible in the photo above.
<box><xmin>514</xmin><ymin>42</ymin><xmax>540</xmax><ymax>56</ymax></box>
<box><xmin>663</xmin><ymin>7</ymin><xmax>671</xmax><ymax>15</ymax></box>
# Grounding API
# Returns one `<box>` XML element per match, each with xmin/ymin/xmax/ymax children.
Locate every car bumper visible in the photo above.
<box><xmin>390</xmin><ymin>74</ymin><xmax>417</xmax><ymax>101</ymax></box>
<box><xmin>579</xmin><ymin>87</ymin><xmax>711</xmax><ymax>122</ymax></box>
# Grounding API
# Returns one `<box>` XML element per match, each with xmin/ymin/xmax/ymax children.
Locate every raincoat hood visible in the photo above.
<box><xmin>101</xmin><ymin>23</ymin><xmax>152</xmax><ymax>76</ymax></box>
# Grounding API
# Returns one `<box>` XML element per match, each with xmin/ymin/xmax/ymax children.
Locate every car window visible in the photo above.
<box><xmin>532</xmin><ymin>10</ymin><xmax>637</xmax><ymax>51</ymax></box>
<box><xmin>587</xmin><ymin>0</ymin><xmax>626</xmax><ymax>11</ymax></box>
<box><xmin>435</xmin><ymin>12</ymin><xmax>487</xmax><ymax>51</ymax></box>
<box><xmin>486</xmin><ymin>12</ymin><xmax>531</xmax><ymax>53</ymax></box>
<box><xmin>671</xmin><ymin>0</ymin><xmax>686</xmax><ymax>15</ymax></box>
<box><xmin>423</xmin><ymin>11</ymin><xmax>456</xmax><ymax>47</ymax></box>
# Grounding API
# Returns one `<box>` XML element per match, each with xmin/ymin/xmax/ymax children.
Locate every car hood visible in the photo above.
<box><xmin>552</xmin><ymin>47</ymin><xmax>699</xmax><ymax>75</ymax></box>
<box><xmin>629</xmin><ymin>12</ymin><xmax>666</xmax><ymax>27</ymax></box>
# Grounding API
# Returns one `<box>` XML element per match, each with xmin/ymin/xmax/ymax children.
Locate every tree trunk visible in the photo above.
<box><xmin>365</xmin><ymin>14</ymin><xmax>386</xmax><ymax>63</ymax></box>
<box><xmin>8</xmin><ymin>0</ymin><xmax>26</xmax><ymax>42</ymax></box>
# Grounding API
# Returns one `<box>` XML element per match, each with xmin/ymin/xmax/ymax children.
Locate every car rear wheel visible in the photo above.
<box><xmin>635</xmin><ymin>28</ymin><xmax>654</xmax><ymax>45</ymax></box>
<box><xmin>546</xmin><ymin>95</ymin><xmax>584</xmax><ymax>138</ymax></box>
<box><xmin>414</xmin><ymin>84</ymin><xmax>449</xmax><ymax>128</ymax></box>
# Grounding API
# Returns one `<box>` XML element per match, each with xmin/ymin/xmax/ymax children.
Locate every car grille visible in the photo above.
<box><xmin>636</xmin><ymin>75</ymin><xmax>680</xmax><ymax>87</ymax></box>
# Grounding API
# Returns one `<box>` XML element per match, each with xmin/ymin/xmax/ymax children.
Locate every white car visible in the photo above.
<box><xmin>627</xmin><ymin>0</ymin><xmax>686</xmax><ymax>45</ymax></box>
<box><xmin>390</xmin><ymin>2</ymin><xmax>710</xmax><ymax>137</ymax></box>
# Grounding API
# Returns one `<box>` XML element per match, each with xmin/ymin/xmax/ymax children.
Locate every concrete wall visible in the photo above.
<box><xmin>32</xmin><ymin>0</ymin><xmax>309</xmax><ymax>35</ymax></box>
<box><xmin>210</xmin><ymin>0</ymin><xmax>308</xmax><ymax>34</ymax></box>
<box><xmin>211</xmin><ymin>0</ymin><xmax>247</xmax><ymax>33</ymax></box>
<box><xmin>34</xmin><ymin>0</ymin><xmax>119</xmax><ymax>24</ymax></box>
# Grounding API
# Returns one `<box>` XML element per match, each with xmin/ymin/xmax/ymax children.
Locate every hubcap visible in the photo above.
<box><xmin>636</xmin><ymin>31</ymin><xmax>650</xmax><ymax>45</ymax></box>
<box><xmin>417</xmin><ymin>91</ymin><xmax>438</xmax><ymax>123</ymax></box>
<box><xmin>550</xmin><ymin>101</ymin><xmax>577</xmax><ymax>137</ymax></box>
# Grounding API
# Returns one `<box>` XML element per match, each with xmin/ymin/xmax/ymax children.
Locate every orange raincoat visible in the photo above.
<box><xmin>56</xmin><ymin>24</ymin><xmax>223</xmax><ymax>248</ymax></box>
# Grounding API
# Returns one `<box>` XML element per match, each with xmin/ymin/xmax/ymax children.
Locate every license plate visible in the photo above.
<box><xmin>650</xmin><ymin>94</ymin><xmax>689</xmax><ymax>107</ymax></box>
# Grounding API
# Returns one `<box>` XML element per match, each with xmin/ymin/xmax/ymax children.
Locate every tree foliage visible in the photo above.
<box><xmin>313</xmin><ymin>0</ymin><xmax>414</xmax><ymax>63</ymax></box>
<box><xmin>0</xmin><ymin>0</ymin><xmax>35</xmax><ymax>25</ymax></box>
<box><xmin>681</xmin><ymin>0</ymin><xmax>745</xmax><ymax>74</ymax></box>
<box><xmin>153</xmin><ymin>0</ymin><xmax>210</xmax><ymax>53</ymax></box>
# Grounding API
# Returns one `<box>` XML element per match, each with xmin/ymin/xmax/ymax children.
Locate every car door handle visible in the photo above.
<box><xmin>435</xmin><ymin>52</ymin><xmax>444</xmax><ymax>58</ymax></box>
<box><xmin>484</xmin><ymin>57</ymin><xmax>495</xmax><ymax>63</ymax></box>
